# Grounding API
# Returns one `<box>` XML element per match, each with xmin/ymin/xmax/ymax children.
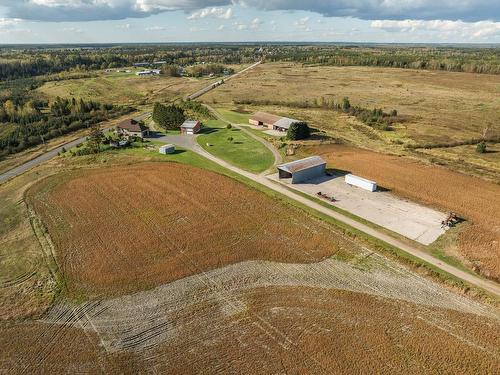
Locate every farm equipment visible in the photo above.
<box><xmin>441</xmin><ymin>212</ymin><xmax>461</xmax><ymax>228</ymax></box>
<box><xmin>317</xmin><ymin>191</ymin><xmax>336</xmax><ymax>203</ymax></box>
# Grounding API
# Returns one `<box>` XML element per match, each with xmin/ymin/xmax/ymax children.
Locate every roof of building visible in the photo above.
<box><xmin>181</xmin><ymin>120</ymin><xmax>201</xmax><ymax>129</ymax></box>
<box><xmin>273</xmin><ymin>117</ymin><xmax>300</xmax><ymax>130</ymax></box>
<box><xmin>277</xmin><ymin>156</ymin><xmax>326</xmax><ymax>174</ymax></box>
<box><xmin>250</xmin><ymin>112</ymin><xmax>282</xmax><ymax>125</ymax></box>
<box><xmin>160</xmin><ymin>144</ymin><xmax>175</xmax><ymax>149</ymax></box>
<box><xmin>117</xmin><ymin>119</ymin><xmax>148</xmax><ymax>133</ymax></box>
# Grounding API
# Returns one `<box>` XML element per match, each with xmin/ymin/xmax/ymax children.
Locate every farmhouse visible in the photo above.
<box><xmin>277</xmin><ymin>156</ymin><xmax>326</xmax><ymax>184</ymax></box>
<box><xmin>116</xmin><ymin>119</ymin><xmax>150</xmax><ymax>139</ymax></box>
<box><xmin>249</xmin><ymin>112</ymin><xmax>302</xmax><ymax>132</ymax></box>
<box><xmin>181</xmin><ymin>120</ymin><xmax>202</xmax><ymax>135</ymax></box>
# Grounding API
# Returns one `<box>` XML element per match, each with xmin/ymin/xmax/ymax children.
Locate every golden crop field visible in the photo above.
<box><xmin>27</xmin><ymin>162</ymin><xmax>342</xmax><ymax>297</ymax></box>
<box><xmin>302</xmin><ymin>144</ymin><xmax>500</xmax><ymax>281</ymax></box>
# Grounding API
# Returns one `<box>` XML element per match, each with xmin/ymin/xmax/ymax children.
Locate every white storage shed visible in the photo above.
<box><xmin>345</xmin><ymin>174</ymin><xmax>377</xmax><ymax>192</ymax></box>
<box><xmin>159</xmin><ymin>144</ymin><xmax>175</xmax><ymax>154</ymax></box>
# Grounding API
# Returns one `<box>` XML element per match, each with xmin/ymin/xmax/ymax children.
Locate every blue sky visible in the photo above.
<box><xmin>0</xmin><ymin>1</ymin><xmax>499</xmax><ymax>44</ymax></box>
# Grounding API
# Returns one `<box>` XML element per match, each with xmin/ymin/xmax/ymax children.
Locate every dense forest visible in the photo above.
<box><xmin>0</xmin><ymin>91</ymin><xmax>132</xmax><ymax>156</ymax></box>
<box><xmin>1</xmin><ymin>44</ymin><xmax>499</xmax><ymax>82</ymax></box>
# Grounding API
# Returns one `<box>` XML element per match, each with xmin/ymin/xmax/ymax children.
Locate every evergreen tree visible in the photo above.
<box><xmin>287</xmin><ymin>122</ymin><xmax>311</xmax><ymax>140</ymax></box>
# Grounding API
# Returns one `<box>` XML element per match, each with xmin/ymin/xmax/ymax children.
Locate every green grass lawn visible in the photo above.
<box><xmin>197</xmin><ymin>120</ymin><xmax>274</xmax><ymax>173</ymax></box>
<box><xmin>216</xmin><ymin>108</ymin><xmax>252</xmax><ymax>124</ymax></box>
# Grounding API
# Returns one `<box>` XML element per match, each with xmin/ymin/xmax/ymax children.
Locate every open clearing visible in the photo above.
<box><xmin>27</xmin><ymin>162</ymin><xmax>343</xmax><ymax>298</ymax></box>
<box><xmin>269</xmin><ymin>173</ymin><xmax>446</xmax><ymax>245</ymax></box>
<box><xmin>37</xmin><ymin>70</ymin><xmax>219</xmax><ymax>106</ymax></box>
<box><xmin>197</xmin><ymin>120</ymin><xmax>275</xmax><ymax>173</ymax></box>
<box><xmin>302</xmin><ymin>144</ymin><xmax>500</xmax><ymax>281</ymax></box>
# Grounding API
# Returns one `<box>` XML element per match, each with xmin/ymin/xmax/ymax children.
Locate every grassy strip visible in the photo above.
<box><xmin>197</xmin><ymin>120</ymin><xmax>274</xmax><ymax>174</ymax></box>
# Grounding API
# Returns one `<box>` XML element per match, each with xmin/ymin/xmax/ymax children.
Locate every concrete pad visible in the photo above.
<box><xmin>268</xmin><ymin>173</ymin><xmax>447</xmax><ymax>245</ymax></box>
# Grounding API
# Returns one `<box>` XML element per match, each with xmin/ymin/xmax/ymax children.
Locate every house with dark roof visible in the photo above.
<box><xmin>277</xmin><ymin>156</ymin><xmax>326</xmax><ymax>184</ymax></box>
<box><xmin>116</xmin><ymin>119</ymin><xmax>150</xmax><ymax>139</ymax></box>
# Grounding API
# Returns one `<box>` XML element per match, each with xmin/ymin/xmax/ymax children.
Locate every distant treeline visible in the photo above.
<box><xmin>0</xmin><ymin>45</ymin><xmax>260</xmax><ymax>80</ymax></box>
<box><xmin>266</xmin><ymin>46</ymin><xmax>500</xmax><ymax>74</ymax></box>
<box><xmin>0</xmin><ymin>96</ymin><xmax>133</xmax><ymax>156</ymax></box>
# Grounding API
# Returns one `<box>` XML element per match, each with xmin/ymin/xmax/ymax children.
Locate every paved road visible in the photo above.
<box><xmin>0</xmin><ymin>114</ymin><xmax>145</xmax><ymax>185</ymax></box>
<box><xmin>187</xmin><ymin>61</ymin><xmax>262</xmax><ymax>100</ymax></box>
<box><xmin>157</xmin><ymin>132</ymin><xmax>500</xmax><ymax>297</ymax></box>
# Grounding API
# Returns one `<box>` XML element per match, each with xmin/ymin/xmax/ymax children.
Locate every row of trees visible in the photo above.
<box><xmin>266</xmin><ymin>45</ymin><xmax>500</xmax><ymax>75</ymax></box>
<box><xmin>184</xmin><ymin>64</ymin><xmax>234</xmax><ymax>77</ymax></box>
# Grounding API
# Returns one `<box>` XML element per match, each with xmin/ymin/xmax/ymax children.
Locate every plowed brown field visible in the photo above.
<box><xmin>303</xmin><ymin>144</ymin><xmax>500</xmax><ymax>280</ymax></box>
<box><xmin>2</xmin><ymin>287</ymin><xmax>499</xmax><ymax>374</ymax></box>
<box><xmin>27</xmin><ymin>162</ymin><xmax>343</xmax><ymax>298</ymax></box>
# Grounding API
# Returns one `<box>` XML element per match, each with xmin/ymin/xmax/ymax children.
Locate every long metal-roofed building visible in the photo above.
<box><xmin>249</xmin><ymin>111</ymin><xmax>302</xmax><ymax>132</ymax></box>
<box><xmin>277</xmin><ymin>156</ymin><xmax>327</xmax><ymax>184</ymax></box>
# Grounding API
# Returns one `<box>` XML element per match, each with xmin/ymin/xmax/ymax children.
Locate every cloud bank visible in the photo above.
<box><xmin>0</xmin><ymin>0</ymin><xmax>498</xmax><ymax>22</ymax></box>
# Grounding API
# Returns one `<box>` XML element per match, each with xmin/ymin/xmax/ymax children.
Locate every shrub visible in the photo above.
<box><xmin>287</xmin><ymin>122</ymin><xmax>311</xmax><ymax>140</ymax></box>
<box><xmin>226</xmin><ymin>124</ymin><xmax>232</xmax><ymax>129</ymax></box>
<box><xmin>476</xmin><ymin>141</ymin><xmax>487</xmax><ymax>153</ymax></box>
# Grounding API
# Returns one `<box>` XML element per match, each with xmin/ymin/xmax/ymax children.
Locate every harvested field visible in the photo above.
<box><xmin>3</xmin><ymin>254</ymin><xmax>499</xmax><ymax>374</ymax></box>
<box><xmin>27</xmin><ymin>162</ymin><xmax>344</xmax><ymax>297</ymax></box>
<box><xmin>302</xmin><ymin>144</ymin><xmax>500</xmax><ymax>280</ymax></box>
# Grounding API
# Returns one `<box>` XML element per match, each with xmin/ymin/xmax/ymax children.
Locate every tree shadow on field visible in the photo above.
<box><xmin>200</xmin><ymin>127</ymin><xmax>218</xmax><ymax>134</ymax></box>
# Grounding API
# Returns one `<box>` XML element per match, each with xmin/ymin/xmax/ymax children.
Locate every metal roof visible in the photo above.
<box><xmin>250</xmin><ymin>112</ymin><xmax>282</xmax><ymax>125</ymax></box>
<box><xmin>160</xmin><ymin>144</ymin><xmax>175</xmax><ymax>149</ymax></box>
<box><xmin>181</xmin><ymin>120</ymin><xmax>201</xmax><ymax>129</ymax></box>
<box><xmin>277</xmin><ymin>156</ymin><xmax>326</xmax><ymax>174</ymax></box>
<box><xmin>273</xmin><ymin>117</ymin><xmax>300</xmax><ymax>130</ymax></box>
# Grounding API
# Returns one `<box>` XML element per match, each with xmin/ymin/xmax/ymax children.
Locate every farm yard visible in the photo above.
<box><xmin>301</xmin><ymin>144</ymin><xmax>500</xmax><ymax>281</ymax></box>
<box><xmin>0</xmin><ymin>144</ymin><xmax>499</xmax><ymax>373</ymax></box>
<box><xmin>203</xmin><ymin>63</ymin><xmax>500</xmax><ymax>180</ymax></box>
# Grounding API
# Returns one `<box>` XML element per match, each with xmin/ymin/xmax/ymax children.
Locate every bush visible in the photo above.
<box><xmin>476</xmin><ymin>141</ymin><xmax>487</xmax><ymax>153</ymax></box>
<box><xmin>226</xmin><ymin>124</ymin><xmax>232</xmax><ymax>129</ymax></box>
<box><xmin>287</xmin><ymin>122</ymin><xmax>311</xmax><ymax>140</ymax></box>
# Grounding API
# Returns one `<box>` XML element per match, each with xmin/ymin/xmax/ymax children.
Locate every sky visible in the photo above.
<box><xmin>0</xmin><ymin>1</ymin><xmax>499</xmax><ymax>44</ymax></box>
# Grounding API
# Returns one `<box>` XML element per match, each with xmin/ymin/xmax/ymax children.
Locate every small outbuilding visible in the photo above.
<box><xmin>159</xmin><ymin>144</ymin><xmax>175</xmax><ymax>154</ymax></box>
<box><xmin>116</xmin><ymin>119</ymin><xmax>150</xmax><ymax>139</ymax></box>
<box><xmin>180</xmin><ymin>120</ymin><xmax>201</xmax><ymax>135</ymax></box>
<box><xmin>345</xmin><ymin>174</ymin><xmax>377</xmax><ymax>192</ymax></box>
<box><xmin>277</xmin><ymin>156</ymin><xmax>326</xmax><ymax>184</ymax></box>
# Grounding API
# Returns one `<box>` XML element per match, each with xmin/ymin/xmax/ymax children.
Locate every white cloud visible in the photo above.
<box><xmin>116</xmin><ymin>23</ymin><xmax>130</xmax><ymax>29</ymax></box>
<box><xmin>0</xmin><ymin>1</ymin><xmax>498</xmax><ymax>22</ymax></box>
<box><xmin>145</xmin><ymin>25</ymin><xmax>165</xmax><ymax>31</ymax></box>
<box><xmin>62</xmin><ymin>26</ymin><xmax>83</xmax><ymax>33</ymax></box>
<box><xmin>250</xmin><ymin>18</ymin><xmax>262</xmax><ymax>29</ymax></box>
<box><xmin>371</xmin><ymin>19</ymin><xmax>500</xmax><ymax>39</ymax></box>
<box><xmin>0</xmin><ymin>18</ymin><xmax>21</xmax><ymax>28</ymax></box>
<box><xmin>295</xmin><ymin>16</ymin><xmax>311</xmax><ymax>31</ymax></box>
<box><xmin>217</xmin><ymin>24</ymin><xmax>224</xmax><ymax>30</ymax></box>
<box><xmin>187</xmin><ymin>7</ymin><xmax>233</xmax><ymax>20</ymax></box>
